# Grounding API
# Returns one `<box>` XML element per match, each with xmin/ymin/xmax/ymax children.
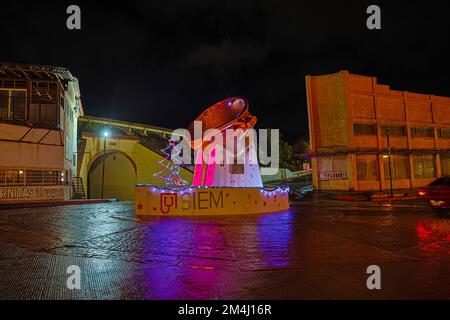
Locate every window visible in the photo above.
<box><xmin>26</xmin><ymin>170</ymin><xmax>44</xmax><ymax>185</ymax></box>
<box><xmin>43</xmin><ymin>171</ymin><xmax>59</xmax><ymax>185</ymax></box>
<box><xmin>413</xmin><ymin>155</ymin><xmax>435</xmax><ymax>179</ymax></box>
<box><xmin>28</xmin><ymin>81</ymin><xmax>59</xmax><ymax>126</ymax></box>
<box><xmin>354</xmin><ymin>123</ymin><xmax>376</xmax><ymax>135</ymax></box>
<box><xmin>64</xmin><ymin>100</ymin><xmax>74</xmax><ymax>123</ymax></box>
<box><xmin>318</xmin><ymin>155</ymin><xmax>347</xmax><ymax>179</ymax></box>
<box><xmin>0</xmin><ymin>89</ymin><xmax>27</xmax><ymax>120</ymax></box>
<box><xmin>410</xmin><ymin>127</ymin><xmax>434</xmax><ymax>137</ymax></box>
<box><xmin>380</xmin><ymin>125</ymin><xmax>407</xmax><ymax>136</ymax></box>
<box><xmin>440</xmin><ymin>152</ymin><xmax>450</xmax><ymax>176</ymax></box>
<box><xmin>65</xmin><ymin>136</ymin><xmax>73</xmax><ymax>161</ymax></box>
<box><xmin>10</xmin><ymin>91</ymin><xmax>26</xmax><ymax>119</ymax></box>
<box><xmin>0</xmin><ymin>90</ymin><xmax>8</xmax><ymax>118</ymax></box>
<box><xmin>0</xmin><ymin>169</ymin><xmax>61</xmax><ymax>186</ymax></box>
<box><xmin>438</xmin><ymin>128</ymin><xmax>450</xmax><ymax>138</ymax></box>
<box><xmin>383</xmin><ymin>155</ymin><xmax>410</xmax><ymax>180</ymax></box>
<box><xmin>356</xmin><ymin>155</ymin><xmax>379</xmax><ymax>181</ymax></box>
<box><xmin>5</xmin><ymin>169</ymin><xmax>25</xmax><ymax>186</ymax></box>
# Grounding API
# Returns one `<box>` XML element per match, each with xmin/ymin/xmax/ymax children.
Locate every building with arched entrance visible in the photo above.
<box><xmin>77</xmin><ymin>116</ymin><xmax>193</xmax><ymax>200</ymax></box>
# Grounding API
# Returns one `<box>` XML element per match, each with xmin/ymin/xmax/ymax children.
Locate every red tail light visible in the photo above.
<box><xmin>430</xmin><ymin>200</ymin><xmax>446</xmax><ymax>208</ymax></box>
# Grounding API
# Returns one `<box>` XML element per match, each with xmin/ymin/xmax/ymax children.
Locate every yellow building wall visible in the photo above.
<box><xmin>306</xmin><ymin>71</ymin><xmax>352</xmax><ymax>191</ymax></box>
<box><xmin>79</xmin><ymin>134</ymin><xmax>193</xmax><ymax>200</ymax></box>
<box><xmin>306</xmin><ymin>72</ymin><xmax>350</xmax><ymax>151</ymax></box>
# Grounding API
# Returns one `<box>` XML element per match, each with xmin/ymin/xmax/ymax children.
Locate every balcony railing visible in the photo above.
<box><xmin>319</xmin><ymin>171</ymin><xmax>348</xmax><ymax>179</ymax></box>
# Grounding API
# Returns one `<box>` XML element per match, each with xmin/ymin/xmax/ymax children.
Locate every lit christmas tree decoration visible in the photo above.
<box><xmin>153</xmin><ymin>139</ymin><xmax>188</xmax><ymax>186</ymax></box>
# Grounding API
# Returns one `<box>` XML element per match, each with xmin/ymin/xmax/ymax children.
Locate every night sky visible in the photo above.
<box><xmin>1</xmin><ymin>1</ymin><xmax>449</xmax><ymax>142</ymax></box>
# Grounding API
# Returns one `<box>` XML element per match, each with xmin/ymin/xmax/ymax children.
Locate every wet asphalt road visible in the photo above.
<box><xmin>0</xmin><ymin>198</ymin><xmax>449</xmax><ymax>299</ymax></box>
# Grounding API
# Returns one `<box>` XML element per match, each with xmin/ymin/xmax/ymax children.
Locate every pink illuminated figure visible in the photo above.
<box><xmin>188</xmin><ymin>97</ymin><xmax>263</xmax><ymax>188</ymax></box>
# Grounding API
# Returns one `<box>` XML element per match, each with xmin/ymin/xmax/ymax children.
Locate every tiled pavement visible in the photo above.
<box><xmin>0</xmin><ymin>200</ymin><xmax>449</xmax><ymax>299</ymax></box>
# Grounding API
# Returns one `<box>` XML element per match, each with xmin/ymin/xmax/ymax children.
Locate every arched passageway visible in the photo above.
<box><xmin>87</xmin><ymin>151</ymin><xmax>136</xmax><ymax>200</ymax></box>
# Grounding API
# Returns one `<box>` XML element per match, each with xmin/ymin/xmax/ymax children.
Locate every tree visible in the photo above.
<box><xmin>279</xmin><ymin>138</ymin><xmax>294</xmax><ymax>170</ymax></box>
<box><xmin>292</xmin><ymin>136</ymin><xmax>311</xmax><ymax>171</ymax></box>
<box><xmin>292</xmin><ymin>136</ymin><xmax>310</xmax><ymax>155</ymax></box>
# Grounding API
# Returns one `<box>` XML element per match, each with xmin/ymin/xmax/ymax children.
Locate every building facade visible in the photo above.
<box><xmin>306</xmin><ymin>70</ymin><xmax>450</xmax><ymax>191</ymax></box>
<box><xmin>0</xmin><ymin>63</ymin><xmax>83</xmax><ymax>202</ymax></box>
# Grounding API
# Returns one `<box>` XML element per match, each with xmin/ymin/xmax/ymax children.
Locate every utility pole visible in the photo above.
<box><xmin>386</xmin><ymin>127</ymin><xmax>394</xmax><ymax>198</ymax></box>
<box><xmin>101</xmin><ymin>130</ymin><xmax>109</xmax><ymax>199</ymax></box>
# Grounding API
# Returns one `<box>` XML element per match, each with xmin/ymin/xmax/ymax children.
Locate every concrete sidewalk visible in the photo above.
<box><xmin>330</xmin><ymin>189</ymin><xmax>419</xmax><ymax>202</ymax></box>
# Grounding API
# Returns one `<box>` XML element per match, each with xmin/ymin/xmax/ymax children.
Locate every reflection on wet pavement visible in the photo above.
<box><xmin>0</xmin><ymin>199</ymin><xmax>449</xmax><ymax>299</ymax></box>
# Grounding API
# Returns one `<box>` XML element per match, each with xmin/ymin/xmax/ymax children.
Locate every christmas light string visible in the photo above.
<box><xmin>153</xmin><ymin>139</ymin><xmax>188</xmax><ymax>186</ymax></box>
<box><xmin>136</xmin><ymin>183</ymin><xmax>290</xmax><ymax>195</ymax></box>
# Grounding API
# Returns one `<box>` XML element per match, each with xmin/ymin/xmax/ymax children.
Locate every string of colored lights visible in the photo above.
<box><xmin>135</xmin><ymin>184</ymin><xmax>290</xmax><ymax>195</ymax></box>
<box><xmin>153</xmin><ymin>140</ymin><xmax>188</xmax><ymax>186</ymax></box>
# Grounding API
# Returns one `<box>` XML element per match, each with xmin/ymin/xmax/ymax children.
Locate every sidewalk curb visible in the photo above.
<box><xmin>334</xmin><ymin>195</ymin><xmax>369</xmax><ymax>201</ymax></box>
<box><xmin>334</xmin><ymin>195</ymin><xmax>418</xmax><ymax>202</ymax></box>
<box><xmin>0</xmin><ymin>199</ymin><xmax>116</xmax><ymax>210</ymax></box>
<box><xmin>370</xmin><ymin>196</ymin><xmax>418</xmax><ymax>202</ymax></box>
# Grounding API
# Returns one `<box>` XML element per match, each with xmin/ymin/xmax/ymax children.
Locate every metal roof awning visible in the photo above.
<box><xmin>0</xmin><ymin>62</ymin><xmax>81</xmax><ymax>97</ymax></box>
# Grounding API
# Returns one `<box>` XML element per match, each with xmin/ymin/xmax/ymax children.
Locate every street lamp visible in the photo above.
<box><xmin>386</xmin><ymin>127</ymin><xmax>394</xmax><ymax>198</ymax></box>
<box><xmin>101</xmin><ymin>130</ymin><xmax>109</xmax><ymax>199</ymax></box>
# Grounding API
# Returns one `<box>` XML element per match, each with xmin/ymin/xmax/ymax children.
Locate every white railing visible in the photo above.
<box><xmin>319</xmin><ymin>171</ymin><xmax>347</xmax><ymax>179</ymax></box>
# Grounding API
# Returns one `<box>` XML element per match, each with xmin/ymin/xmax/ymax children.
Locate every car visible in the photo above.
<box><xmin>417</xmin><ymin>176</ymin><xmax>450</xmax><ymax>211</ymax></box>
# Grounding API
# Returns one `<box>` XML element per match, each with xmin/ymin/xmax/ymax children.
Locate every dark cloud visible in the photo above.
<box><xmin>183</xmin><ymin>39</ymin><xmax>268</xmax><ymax>76</ymax></box>
<box><xmin>0</xmin><ymin>1</ymin><xmax>449</xmax><ymax>142</ymax></box>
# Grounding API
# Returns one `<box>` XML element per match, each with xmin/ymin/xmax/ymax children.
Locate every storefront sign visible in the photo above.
<box><xmin>0</xmin><ymin>186</ymin><xmax>65</xmax><ymax>202</ymax></box>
